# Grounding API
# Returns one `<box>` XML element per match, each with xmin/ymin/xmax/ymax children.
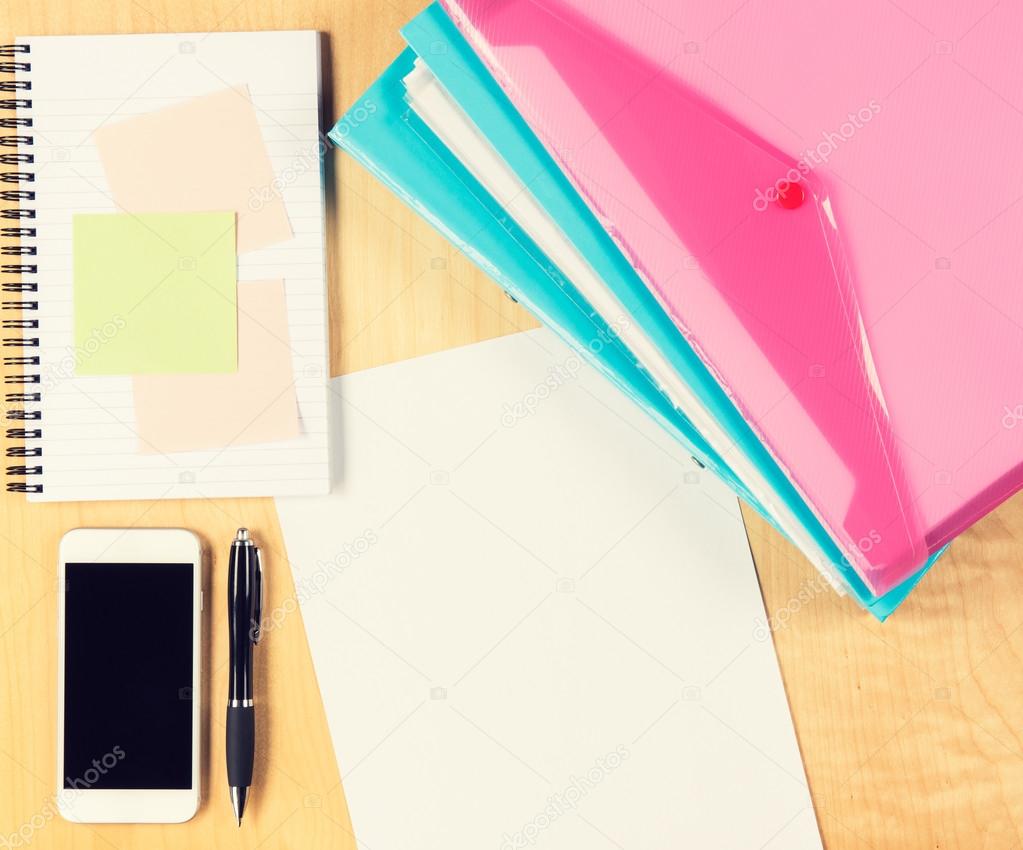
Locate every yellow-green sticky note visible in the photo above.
<box><xmin>73</xmin><ymin>212</ymin><xmax>237</xmax><ymax>375</ymax></box>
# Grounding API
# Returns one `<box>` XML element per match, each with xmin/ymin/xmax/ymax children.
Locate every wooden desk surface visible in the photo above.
<box><xmin>3</xmin><ymin>1</ymin><xmax>1023</xmax><ymax>848</ymax></box>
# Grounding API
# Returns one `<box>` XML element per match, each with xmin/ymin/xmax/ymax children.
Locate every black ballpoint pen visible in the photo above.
<box><xmin>227</xmin><ymin>528</ymin><xmax>263</xmax><ymax>826</ymax></box>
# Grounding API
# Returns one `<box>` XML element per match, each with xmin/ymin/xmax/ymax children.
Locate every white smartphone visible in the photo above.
<box><xmin>57</xmin><ymin>528</ymin><xmax>202</xmax><ymax>823</ymax></box>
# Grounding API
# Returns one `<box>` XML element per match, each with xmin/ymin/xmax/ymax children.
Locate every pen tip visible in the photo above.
<box><xmin>230</xmin><ymin>785</ymin><xmax>248</xmax><ymax>826</ymax></box>
<box><xmin>236</xmin><ymin>528</ymin><xmax>250</xmax><ymax>543</ymax></box>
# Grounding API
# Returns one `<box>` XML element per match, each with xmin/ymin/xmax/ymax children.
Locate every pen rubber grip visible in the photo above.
<box><xmin>226</xmin><ymin>705</ymin><xmax>255</xmax><ymax>787</ymax></box>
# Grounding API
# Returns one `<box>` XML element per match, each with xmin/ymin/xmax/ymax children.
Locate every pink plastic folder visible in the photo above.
<box><xmin>443</xmin><ymin>0</ymin><xmax>1023</xmax><ymax>594</ymax></box>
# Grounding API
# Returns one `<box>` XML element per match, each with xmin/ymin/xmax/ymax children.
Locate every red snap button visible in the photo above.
<box><xmin>776</xmin><ymin>180</ymin><xmax>805</xmax><ymax>210</ymax></box>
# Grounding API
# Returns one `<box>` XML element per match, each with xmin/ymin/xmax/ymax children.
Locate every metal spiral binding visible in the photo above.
<box><xmin>0</xmin><ymin>44</ymin><xmax>40</xmax><ymax>493</ymax></box>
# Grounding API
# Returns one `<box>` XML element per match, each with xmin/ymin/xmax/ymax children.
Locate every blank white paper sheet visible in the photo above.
<box><xmin>275</xmin><ymin>329</ymin><xmax>822</xmax><ymax>850</ymax></box>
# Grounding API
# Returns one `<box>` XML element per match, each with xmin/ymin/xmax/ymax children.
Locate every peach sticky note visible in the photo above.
<box><xmin>133</xmin><ymin>280</ymin><xmax>301</xmax><ymax>454</ymax></box>
<box><xmin>95</xmin><ymin>86</ymin><xmax>292</xmax><ymax>254</ymax></box>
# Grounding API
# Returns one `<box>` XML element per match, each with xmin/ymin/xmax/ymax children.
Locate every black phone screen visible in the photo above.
<box><xmin>62</xmin><ymin>562</ymin><xmax>194</xmax><ymax>790</ymax></box>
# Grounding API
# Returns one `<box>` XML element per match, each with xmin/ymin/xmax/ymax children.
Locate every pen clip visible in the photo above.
<box><xmin>252</xmin><ymin>546</ymin><xmax>264</xmax><ymax>645</ymax></box>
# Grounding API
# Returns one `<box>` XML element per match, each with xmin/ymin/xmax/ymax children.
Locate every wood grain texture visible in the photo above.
<box><xmin>2</xmin><ymin>1</ymin><xmax>1022</xmax><ymax>848</ymax></box>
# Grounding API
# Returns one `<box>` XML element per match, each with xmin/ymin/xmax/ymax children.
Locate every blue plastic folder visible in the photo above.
<box><xmin>332</xmin><ymin>54</ymin><xmax>761</xmax><ymax>506</ymax></box>
<box><xmin>330</xmin><ymin>6</ymin><xmax>941</xmax><ymax>617</ymax></box>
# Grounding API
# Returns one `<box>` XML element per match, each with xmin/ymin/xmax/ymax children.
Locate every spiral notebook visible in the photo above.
<box><xmin>1</xmin><ymin>31</ymin><xmax>330</xmax><ymax>501</ymax></box>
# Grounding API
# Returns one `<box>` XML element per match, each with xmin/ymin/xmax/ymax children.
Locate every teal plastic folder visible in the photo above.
<box><xmin>332</xmin><ymin>53</ymin><xmax>761</xmax><ymax>507</ymax></box>
<box><xmin>330</xmin><ymin>12</ymin><xmax>942</xmax><ymax>617</ymax></box>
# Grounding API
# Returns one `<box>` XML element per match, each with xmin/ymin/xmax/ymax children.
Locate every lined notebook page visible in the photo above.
<box><xmin>15</xmin><ymin>31</ymin><xmax>330</xmax><ymax>501</ymax></box>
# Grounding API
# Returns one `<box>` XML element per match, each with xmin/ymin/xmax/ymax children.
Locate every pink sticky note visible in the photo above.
<box><xmin>95</xmin><ymin>86</ymin><xmax>292</xmax><ymax>254</ymax></box>
<box><xmin>133</xmin><ymin>280</ymin><xmax>301</xmax><ymax>454</ymax></box>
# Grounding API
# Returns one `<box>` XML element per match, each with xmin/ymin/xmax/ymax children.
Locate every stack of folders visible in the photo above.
<box><xmin>332</xmin><ymin>0</ymin><xmax>1023</xmax><ymax>619</ymax></box>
